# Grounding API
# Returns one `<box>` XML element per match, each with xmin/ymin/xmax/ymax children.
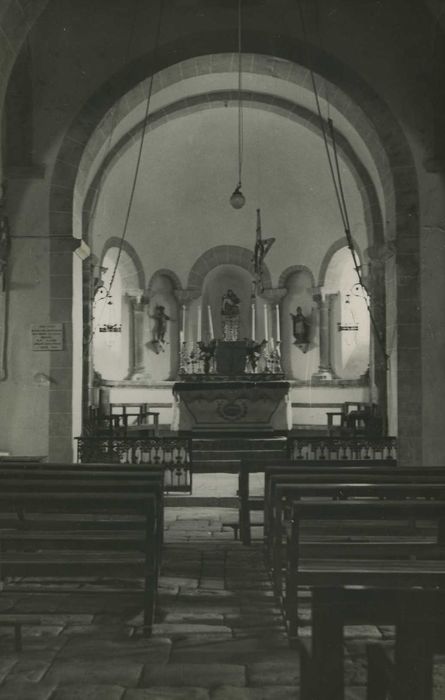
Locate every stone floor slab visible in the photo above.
<box><xmin>211</xmin><ymin>687</ymin><xmax>299</xmax><ymax>700</ymax></box>
<box><xmin>45</xmin><ymin>659</ymin><xmax>143</xmax><ymax>687</ymax></box>
<box><xmin>59</xmin><ymin>636</ymin><xmax>172</xmax><ymax>663</ymax></box>
<box><xmin>0</xmin><ymin>681</ymin><xmax>56</xmax><ymax>700</ymax></box>
<box><xmin>125</xmin><ymin>689</ymin><xmax>210</xmax><ymax>700</ymax></box>
<box><xmin>247</xmin><ymin>659</ymin><xmax>300</xmax><ymax>686</ymax></box>
<box><xmin>141</xmin><ymin>663</ymin><xmax>246</xmax><ymax>688</ymax></box>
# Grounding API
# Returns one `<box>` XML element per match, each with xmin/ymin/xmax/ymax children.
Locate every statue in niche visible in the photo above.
<box><xmin>221</xmin><ymin>289</ymin><xmax>241</xmax><ymax>341</ymax></box>
<box><xmin>152</xmin><ymin>305</ymin><xmax>170</xmax><ymax>353</ymax></box>
<box><xmin>291</xmin><ymin>306</ymin><xmax>311</xmax><ymax>352</ymax></box>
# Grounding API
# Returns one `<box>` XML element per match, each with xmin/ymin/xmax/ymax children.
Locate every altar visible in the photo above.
<box><xmin>172</xmin><ymin>379</ymin><xmax>292</xmax><ymax>432</ymax></box>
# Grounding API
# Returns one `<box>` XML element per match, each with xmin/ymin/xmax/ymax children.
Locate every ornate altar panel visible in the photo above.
<box><xmin>172</xmin><ymin>380</ymin><xmax>291</xmax><ymax>432</ymax></box>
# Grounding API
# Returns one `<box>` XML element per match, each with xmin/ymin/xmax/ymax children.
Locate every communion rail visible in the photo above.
<box><xmin>287</xmin><ymin>436</ymin><xmax>397</xmax><ymax>462</ymax></box>
<box><xmin>75</xmin><ymin>436</ymin><xmax>192</xmax><ymax>493</ymax></box>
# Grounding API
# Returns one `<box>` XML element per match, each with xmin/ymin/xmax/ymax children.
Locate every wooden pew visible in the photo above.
<box><xmin>0</xmin><ymin>615</ymin><xmax>42</xmax><ymax>651</ymax></box>
<box><xmin>285</xmin><ymin>499</ymin><xmax>445</xmax><ymax>700</ymax></box>
<box><xmin>0</xmin><ymin>467</ymin><xmax>166</xmax><ymax>543</ymax></box>
<box><xmin>366</xmin><ymin>630</ymin><xmax>444</xmax><ymax>700</ymax></box>
<box><xmin>0</xmin><ymin>487</ymin><xmax>162</xmax><ymax>637</ymax></box>
<box><xmin>268</xmin><ymin>477</ymin><xmax>445</xmax><ymax>597</ymax></box>
<box><xmin>239</xmin><ymin>462</ymin><xmax>445</xmax><ymax>545</ymax></box>
<box><xmin>238</xmin><ymin>458</ymin><xmax>399</xmax><ymax>544</ymax></box>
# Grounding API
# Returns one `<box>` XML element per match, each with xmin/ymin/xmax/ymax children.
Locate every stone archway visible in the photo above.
<box><xmin>44</xmin><ymin>35</ymin><xmax>419</xmax><ymax>462</ymax></box>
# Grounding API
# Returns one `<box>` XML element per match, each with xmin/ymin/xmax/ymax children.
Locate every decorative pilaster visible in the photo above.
<box><xmin>127</xmin><ymin>289</ymin><xmax>147</xmax><ymax>378</ymax></box>
<box><xmin>312</xmin><ymin>287</ymin><xmax>333</xmax><ymax>381</ymax></box>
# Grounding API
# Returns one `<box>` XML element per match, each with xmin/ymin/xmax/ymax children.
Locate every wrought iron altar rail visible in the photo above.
<box><xmin>75</xmin><ymin>436</ymin><xmax>192</xmax><ymax>493</ymax></box>
<box><xmin>288</xmin><ymin>436</ymin><xmax>397</xmax><ymax>462</ymax></box>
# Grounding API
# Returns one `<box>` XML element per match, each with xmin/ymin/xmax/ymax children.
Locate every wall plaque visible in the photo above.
<box><xmin>31</xmin><ymin>324</ymin><xmax>64</xmax><ymax>351</ymax></box>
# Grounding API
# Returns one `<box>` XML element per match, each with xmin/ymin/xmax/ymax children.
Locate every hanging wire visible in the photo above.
<box><xmin>237</xmin><ymin>0</ymin><xmax>244</xmax><ymax>187</ymax></box>
<box><xmin>107</xmin><ymin>0</ymin><xmax>165</xmax><ymax>296</ymax></box>
<box><xmin>296</xmin><ymin>0</ymin><xmax>389</xmax><ymax>370</ymax></box>
<box><xmin>87</xmin><ymin>0</ymin><xmax>144</xmax><ymax>347</ymax></box>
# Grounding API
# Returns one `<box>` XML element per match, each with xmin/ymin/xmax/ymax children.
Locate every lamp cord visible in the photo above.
<box><xmin>107</xmin><ymin>0</ymin><xmax>165</xmax><ymax>296</ymax></box>
<box><xmin>237</xmin><ymin>0</ymin><xmax>243</xmax><ymax>187</ymax></box>
<box><xmin>296</xmin><ymin>0</ymin><xmax>389</xmax><ymax>371</ymax></box>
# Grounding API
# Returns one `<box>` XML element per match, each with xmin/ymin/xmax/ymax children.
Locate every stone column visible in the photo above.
<box><xmin>127</xmin><ymin>289</ymin><xmax>147</xmax><ymax>378</ymax></box>
<box><xmin>312</xmin><ymin>287</ymin><xmax>333</xmax><ymax>381</ymax></box>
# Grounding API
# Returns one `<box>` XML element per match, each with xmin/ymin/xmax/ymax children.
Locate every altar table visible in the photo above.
<box><xmin>172</xmin><ymin>380</ymin><xmax>291</xmax><ymax>432</ymax></box>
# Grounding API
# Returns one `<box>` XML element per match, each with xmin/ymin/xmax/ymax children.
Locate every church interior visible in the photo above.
<box><xmin>0</xmin><ymin>0</ymin><xmax>445</xmax><ymax>698</ymax></box>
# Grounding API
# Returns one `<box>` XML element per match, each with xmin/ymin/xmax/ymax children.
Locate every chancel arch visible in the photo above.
<box><xmin>36</xmin><ymin>36</ymin><xmax>418</xmax><ymax>460</ymax></box>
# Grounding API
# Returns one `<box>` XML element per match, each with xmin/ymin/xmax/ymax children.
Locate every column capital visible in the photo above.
<box><xmin>312</xmin><ymin>286</ymin><xmax>327</xmax><ymax>303</ymax></box>
<box><xmin>365</xmin><ymin>242</ymin><xmax>396</xmax><ymax>265</ymax></box>
<box><xmin>259</xmin><ymin>287</ymin><xmax>287</xmax><ymax>304</ymax></box>
<box><xmin>174</xmin><ymin>288</ymin><xmax>201</xmax><ymax>304</ymax></box>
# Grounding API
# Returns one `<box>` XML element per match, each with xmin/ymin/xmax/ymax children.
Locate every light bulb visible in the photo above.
<box><xmin>230</xmin><ymin>184</ymin><xmax>246</xmax><ymax>209</ymax></box>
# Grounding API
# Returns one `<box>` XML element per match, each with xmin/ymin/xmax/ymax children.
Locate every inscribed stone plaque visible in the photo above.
<box><xmin>31</xmin><ymin>323</ymin><xmax>64</xmax><ymax>351</ymax></box>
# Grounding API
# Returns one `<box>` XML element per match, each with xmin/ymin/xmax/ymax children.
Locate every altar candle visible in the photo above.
<box><xmin>251</xmin><ymin>302</ymin><xmax>256</xmax><ymax>340</ymax></box>
<box><xmin>275</xmin><ymin>304</ymin><xmax>281</xmax><ymax>342</ymax></box>
<box><xmin>197</xmin><ymin>305</ymin><xmax>202</xmax><ymax>341</ymax></box>
<box><xmin>182</xmin><ymin>305</ymin><xmax>186</xmax><ymax>332</ymax></box>
<box><xmin>264</xmin><ymin>304</ymin><xmax>269</xmax><ymax>341</ymax></box>
<box><xmin>207</xmin><ymin>305</ymin><xmax>214</xmax><ymax>339</ymax></box>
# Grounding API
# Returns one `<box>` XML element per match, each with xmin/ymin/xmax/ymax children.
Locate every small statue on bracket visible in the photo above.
<box><xmin>290</xmin><ymin>306</ymin><xmax>311</xmax><ymax>352</ymax></box>
<box><xmin>153</xmin><ymin>304</ymin><xmax>170</xmax><ymax>353</ymax></box>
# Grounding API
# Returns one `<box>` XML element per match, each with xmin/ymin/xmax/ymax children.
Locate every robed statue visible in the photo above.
<box><xmin>221</xmin><ymin>289</ymin><xmax>240</xmax><ymax>341</ymax></box>
<box><xmin>291</xmin><ymin>306</ymin><xmax>310</xmax><ymax>351</ymax></box>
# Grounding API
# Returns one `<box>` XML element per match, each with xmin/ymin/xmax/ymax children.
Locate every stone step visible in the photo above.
<box><xmin>191</xmin><ymin>437</ymin><xmax>287</xmax><ymax>450</ymax></box>
<box><xmin>165</xmin><ymin>496</ymin><xmax>239</xmax><ymax>507</ymax></box>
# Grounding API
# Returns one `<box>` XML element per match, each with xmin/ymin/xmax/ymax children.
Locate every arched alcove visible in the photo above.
<box><xmin>281</xmin><ymin>268</ymin><xmax>318</xmax><ymax>381</ymax></box>
<box><xmin>201</xmin><ymin>264</ymin><xmax>254</xmax><ymax>342</ymax></box>
<box><xmin>324</xmin><ymin>247</ymin><xmax>371</xmax><ymax>382</ymax></box>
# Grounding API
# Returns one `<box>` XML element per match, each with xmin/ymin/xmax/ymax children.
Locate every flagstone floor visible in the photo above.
<box><xmin>0</xmin><ymin>507</ymin><xmax>444</xmax><ymax>699</ymax></box>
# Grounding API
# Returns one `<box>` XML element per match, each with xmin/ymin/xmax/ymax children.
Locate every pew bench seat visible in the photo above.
<box><xmin>0</xmin><ymin>614</ymin><xmax>42</xmax><ymax>651</ymax></box>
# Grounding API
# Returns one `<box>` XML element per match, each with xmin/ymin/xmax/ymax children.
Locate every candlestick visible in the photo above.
<box><xmin>275</xmin><ymin>304</ymin><xmax>280</xmax><ymax>342</ymax></box>
<box><xmin>197</xmin><ymin>305</ymin><xmax>202</xmax><ymax>341</ymax></box>
<box><xmin>251</xmin><ymin>302</ymin><xmax>256</xmax><ymax>340</ymax></box>
<box><xmin>207</xmin><ymin>305</ymin><xmax>214</xmax><ymax>339</ymax></box>
<box><xmin>264</xmin><ymin>304</ymin><xmax>269</xmax><ymax>341</ymax></box>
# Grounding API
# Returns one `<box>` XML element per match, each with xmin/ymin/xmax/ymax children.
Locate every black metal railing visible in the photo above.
<box><xmin>75</xmin><ymin>436</ymin><xmax>192</xmax><ymax>493</ymax></box>
<box><xmin>288</xmin><ymin>436</ymin><xmax>397</xmax><ymax>462</ymax></box>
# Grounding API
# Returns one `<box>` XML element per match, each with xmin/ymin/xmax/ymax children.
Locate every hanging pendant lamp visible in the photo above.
<box><xmin>230</xmin><ymin>0</ymin><xmax>245</xmax><ymax>209</ymax></box>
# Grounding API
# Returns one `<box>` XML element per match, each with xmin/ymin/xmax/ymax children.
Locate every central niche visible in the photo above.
<box><xmin>201</xmin><ymin>264</ymin><xmax>253</xmax><ymax>341</ymax></box>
